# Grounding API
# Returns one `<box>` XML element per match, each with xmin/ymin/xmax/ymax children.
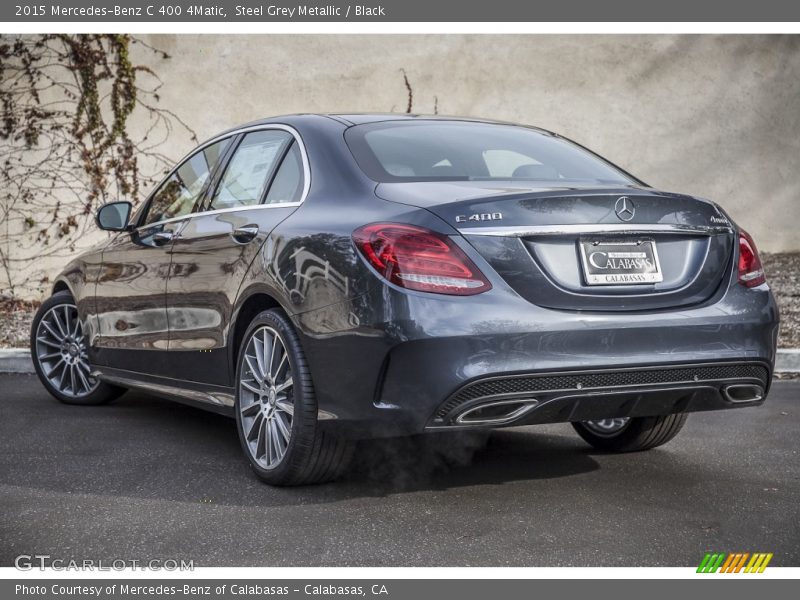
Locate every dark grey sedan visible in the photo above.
<box><xmin>30</xmin><ymin>114</ymin><xmax>779</xmax><ymax>485</ymax></box>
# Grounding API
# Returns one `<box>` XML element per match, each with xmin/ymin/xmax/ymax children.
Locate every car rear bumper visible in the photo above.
<box><xmin>293</xmin><ymin>279</ymin><xmax>779</xmax><ymax>439</ymax></box>
<box><xmin>426</xmin><ymin>361</ymin><xmax>769</xmax><ymax>431</ymax></box>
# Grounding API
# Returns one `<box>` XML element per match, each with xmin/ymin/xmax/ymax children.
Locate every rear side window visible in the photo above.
<box><xmin>265</xmin><ymin>143</ymin><xmax>304</xmax><ymax>204</ymax></box>
<box><xmin>345</xmin><ymin>121</ymin><xmax>636</xmax><ymax>185</ymax></box>
<box><xmin>210</xmin><ymin>130</ymin><xmax>292</xmax><ymax>210</ymax></box>
<box><xmin>143</xmin><ymin>137</ymin><xmax>230</xmax><ymax>226</ymax></box>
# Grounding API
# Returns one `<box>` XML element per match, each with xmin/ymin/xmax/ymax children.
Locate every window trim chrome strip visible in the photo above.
<box><xmin>134</xmin><ymin>123</ymin><xmax>311</xmax><ymax>232</ymax></box>
<box><xmin>457</xmin><ymin>223</ymin><xmax>733</xmax><ymax>237</ymax></box>
<box><xmin>133</xmin><ymin>201</ymin><xmax>304</xmax><ymax>231</ymax></box>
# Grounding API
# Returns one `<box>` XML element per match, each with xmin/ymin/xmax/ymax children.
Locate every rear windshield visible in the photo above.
<box><xmin>345</xmin><ymin>121</ymin><xmax>637</xmax><ymax>185</ymax></box>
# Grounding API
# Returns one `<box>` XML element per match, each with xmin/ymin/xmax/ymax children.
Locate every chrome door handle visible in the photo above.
<box><xmin>232</xmin><ymin>225</ymin><xmax>259</xmax><ymax>243</ymax></box>
<box><xmin>152</xmin><ymin>231</ymin><xmax>174</xmax><ymax>246</ymax></box>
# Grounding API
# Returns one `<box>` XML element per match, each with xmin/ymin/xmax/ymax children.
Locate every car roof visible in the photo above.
<box><xmin>323</xmin><ymin>113</ymin><xmax>514</xmax><ymax>126</ymax></box>
<box><xmin>201</xmin><ymin>113</ymin><xmax>554</xmax><ymax>148</ymax></box>
<box><xmin>227</xmin><ymin>112</ymin><xmax>547</xmax><ymax>130</ymax></box>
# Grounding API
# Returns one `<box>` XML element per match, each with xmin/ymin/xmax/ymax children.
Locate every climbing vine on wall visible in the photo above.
<box><xmin>0</xmin><ymin>34</ymin><xmax>196</xmax><ymax>297</ymax></box>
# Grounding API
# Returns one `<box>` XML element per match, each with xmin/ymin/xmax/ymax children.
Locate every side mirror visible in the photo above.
<box><xmin>96</xmin><ymin>201</ymin><xmax>133</xmax><ymax>231</ymax></box>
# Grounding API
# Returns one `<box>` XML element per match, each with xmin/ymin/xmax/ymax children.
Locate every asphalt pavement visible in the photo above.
<box><xmin>1</xmin><ymin>373</ymin><xmax>798</xmax><ymax>567</ymax></box>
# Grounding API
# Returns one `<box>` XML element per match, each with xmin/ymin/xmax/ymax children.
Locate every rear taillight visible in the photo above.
<box><xmin>352</xmin><ymin>223</ymin><xmax>491</xmax><ymax>295</ymax></box>
<box><xmin>738</xmin><ymin>229</ymin><xmax>766</xmax><ymax>288</ymax></box>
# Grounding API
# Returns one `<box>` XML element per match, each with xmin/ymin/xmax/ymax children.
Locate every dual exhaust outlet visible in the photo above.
<box><xmin>454</xmin><ymin>398</ymin><xmax>539</xmax><ymax>425</ymax></box>
<box><xmin>722</xmin><ymin>383</ymin><xmax>764</xmax><ymax>404</ymax></box>
<box><xmin>451</xmin><ymin>383</ymin><xmax>765</xmax><ymax>426</ymax></box>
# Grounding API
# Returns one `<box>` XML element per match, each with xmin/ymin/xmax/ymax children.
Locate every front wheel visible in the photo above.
<box><xmin>572</xmin><ymin>413</ymin><xmax>688</xmax><ymax>452</ymax></box>
<box><xmin>30</xmin><ymin>291</ymin><xmax>124</xmax><ymax>405</ymax></box>
<box><xmin>235</xmin><ymin>308</ymin><xmax>353</xmax><ymax>486</ymax></box>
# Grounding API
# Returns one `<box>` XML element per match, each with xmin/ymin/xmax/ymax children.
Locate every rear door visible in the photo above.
<box><xmin>93</xmin><ymin>137</ymin><xmax>232</xmax><ymax>374</ymax></box>
<box><xmin>165</xmin><ymin>128</ymin><xmax>307</xmax><ymax>386</ymax></box>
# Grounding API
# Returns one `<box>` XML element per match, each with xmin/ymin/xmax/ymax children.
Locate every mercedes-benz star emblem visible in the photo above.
<box><xmin>615</xmin><ymin>196</ymin><xmax>635</xmax><ymax>221</ymax></box>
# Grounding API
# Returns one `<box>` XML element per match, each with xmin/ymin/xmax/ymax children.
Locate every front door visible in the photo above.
<box><xmin>91</xmin><ymin>136</ymin><xmax>233</xmax><ymax>376</ymax></box>
<box><xmin>165</xmin><ymin>129</ymin><xmax>306</xmax><ymax>386</ymax></box>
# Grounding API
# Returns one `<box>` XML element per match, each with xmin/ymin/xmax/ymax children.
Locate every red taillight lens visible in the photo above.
<box><xmin>738</xmin><ymin>229</ymin><xmax>766</xmax><ymax>288</ymax></box>
<box><xmin>352</xmin><ymin>223</ymin><xmax>491</xmax><ymax>295</ymax></box>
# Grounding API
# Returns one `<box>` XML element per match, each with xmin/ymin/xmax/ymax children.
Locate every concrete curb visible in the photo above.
<box><xmin>776</xmin><ymin>349</ymin><xmax>800</xmax><ymax>373</ymax></box>
<box><xmin>0</xmin><ymin>348</ymin><xmax>33</xmax><ymax>373</ymax></box>
<box><xmin>2</xmin><ymin>347</ymin><xmax>800</xmax><ymax>374</ymax></box>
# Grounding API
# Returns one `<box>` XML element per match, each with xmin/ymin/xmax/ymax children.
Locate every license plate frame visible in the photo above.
<box><xmin>579</xmin><ymin>239</ymin><xmax>663</xmax><ymax>286</ymax></box>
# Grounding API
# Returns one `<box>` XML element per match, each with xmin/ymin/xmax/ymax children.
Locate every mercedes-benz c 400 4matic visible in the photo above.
<box><xmin>31</xmin><ymin>114</ymin><xmax>779</xmax><ymax>485</ymax></box>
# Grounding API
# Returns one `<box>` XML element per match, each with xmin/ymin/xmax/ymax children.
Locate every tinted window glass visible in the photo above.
<box><xmin>144</xmin><ymin>138</ymin><xmax>230</xmax><ymax>226</ymax></box>
<box><xmin>210</xmin><ymin>130</ymin><xmax>291</xmax><ymax>210</ymax></box>
<box><xmin>345</xmin><ymin>121</ymin><xmax>635</xmax><ymax>185</ymax></box>
<box><xmin>264</xmin><ymin>143</ymin><xmax>304</xmax><ymax>204</ymax></box>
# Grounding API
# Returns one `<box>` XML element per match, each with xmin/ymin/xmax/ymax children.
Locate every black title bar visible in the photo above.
<box><xmin>3</xmin><ymin>0</ymin><xmax>800</xmax><ymax>22</ymax></box>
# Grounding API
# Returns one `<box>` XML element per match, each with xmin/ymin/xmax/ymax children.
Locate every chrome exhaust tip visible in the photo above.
<box><xmin>454</xmin><ymin>398</ymin><xmax>539</xmax><ymax>425</ymax></box>
<box><xmin>722</xmin><ymin>383</ymin><xmax>764</xmax><ymax>404</ymax></box>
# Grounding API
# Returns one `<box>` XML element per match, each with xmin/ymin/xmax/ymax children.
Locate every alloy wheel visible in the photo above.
<box><xmin>34</xmin><ymin>303</ymin><xmax>98</xmax><ymax>398</ymax></box>
<box><xmin>581</xmin><ymin>417</ymin><xmax>631</xmax><ymax>436</ymax></box>
<box><xmin>239</xmin><ymin>326</ymin><xmax>294</xmax><ymax>469</ymax></box>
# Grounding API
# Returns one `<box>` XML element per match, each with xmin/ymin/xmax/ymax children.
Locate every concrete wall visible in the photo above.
<box><xmin>137</xmin><ymin>34</ymin><xmax>800</xmax><ymax>249</ymax></box>
<box><xmin>6</xmin><ymin>34</ymin><xmax>800</xmax><ymax>298</ymax></box>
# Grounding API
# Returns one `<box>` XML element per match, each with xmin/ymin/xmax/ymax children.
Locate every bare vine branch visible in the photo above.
<box><xmin>400</xmin><ymin>68</ymin><xmax>413</xmax><ymax>113</ymax></box>
<box><xmin>0</xmin><ymin>34</ymin><xmax>196</xmax><ymax>298</ymax></box>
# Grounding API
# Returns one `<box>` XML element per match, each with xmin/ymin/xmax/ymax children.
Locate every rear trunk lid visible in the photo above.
<box><xmin>376</xmin><ymin>182</ymin><xmax>735</xmax><ymax>311</ymax></box>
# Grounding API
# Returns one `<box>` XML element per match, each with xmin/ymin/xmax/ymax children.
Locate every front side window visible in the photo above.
<box><xmin>345</xmin><ymin>121</ymin><xmax>637</xmax><ymax>185</ymax></box>
<box><xmin>143</xmin><ymin>138</ymin><xmax>231</xmax><ymax>226</ymax></box>
<box><xmin>210</xmin><ymin>130</ymin><xmax>292</xmax><ymax>210</ymax></box>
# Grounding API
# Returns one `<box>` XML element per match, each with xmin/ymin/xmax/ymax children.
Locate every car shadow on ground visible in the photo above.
<box><xmin>139</xmin><ymin>393</ymin><xmax>603</xmax><ymax>502</ymax></box>
<box><xmin>2</xmin><ymin>386</ymin><xmax>610</xmax><ymax>506</ymax></box>
<box><xmin>346</xmin><ymin>430</ymin><xmax>599</xmax><ymax>492</ymax></box>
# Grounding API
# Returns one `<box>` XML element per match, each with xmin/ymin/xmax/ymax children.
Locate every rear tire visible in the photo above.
<box><xmin>30</xmin><ymin>291</ymin><xmax>124</xmax><ymax>406</ymax></box>
<box><xmin>572</xmin><ymin>413</ymin><xmax>688</xmax><ymax>452</ymax></box>
<box><xmin>235</xmin><ymin>308</ymin><xmax>353</xmax><ymax>486</ymax></box>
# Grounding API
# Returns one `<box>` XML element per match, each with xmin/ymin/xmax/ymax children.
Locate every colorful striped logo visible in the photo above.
<box><xmin>697</xmin><ymin>552</ymin><xmax>773</xmax><ymax>573</ymax></box>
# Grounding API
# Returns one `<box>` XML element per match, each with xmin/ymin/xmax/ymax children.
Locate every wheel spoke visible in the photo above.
<box><xmin>69</xmin><ymin>364</ymin><xmax>77</xmax><ymax>395</ymax></box>
<box><xmin>271</xmin><ymin>352</ymin><xmax>288</xmax><ymax>381</ymax></box>
<box><xmin>261</xmin><ymin>330</ymin><xmax>274</xmax><ymax>383</ymax></box>
<box><xmin>275</xmin><ymin>377</ymin><xmax>293</xmax><ymax>394</ymax></box>
<box><xmin>242</xmin><ymin>354</ymin><xmax>259</xmax><ymax>380</ymax></box>
<box><xmin>240</xmin><ymin>402</ymin><xmax>261</xmax><ymax>418</ymax></box>
<box><xmin>246</xmin><ymin>413</ymin><xmax>262</xmax><ymax>442</ymax></box>
<box><xmin>72</xmin><ymin>310</ymin><xmax>81</xmax><ymax>337</ymax></box>
<box><xmin>51</xmin><ymin>310</ymin><xmax>67</xmax><ymax>337</ymax></box>
<box><xmin>257</xmin><ymin>418</ymin><xmax>267</xmax><ymax>461</ymax></box>
<box><xmin>40</xmin><ymin>320</ymin><xmax>63</xmax><ymax>342</ymax></box>
<box><xmin>47</xmin><ymin>357</ymin><xmax>65</xmax><ymax>378</ymax></box>
<box><xmin>267</xmin><ymin>333</ymin><xmax>278</xmax><ymax>378</ymax></box>
<box><xmin>264</xmin><ymin>418</ymin><xmax>274</xmax><ymax>465</ymax></box>
<box><xmin>36</xmin><ymin>336</ymin><xmax>61</xmax><ymax>349</ymax></box>
<box><xmin>39</xmin><ymin>351</ymin><xmax>61</xmax><ymax>361</ymax></box>
<box><xmin>63</xmin><ymin>306</ymin><xmax>72</xmax><ymax>336</ymax></box>
<box><xmin>57</xmin><ymin>361</ymin><xmax>69</xmax><ymax>391</ymax></box>
<box><xmin>240</xmin><ymin>379</ymin><xmax>261</xmax><ymax>395</ymax></box>
<box><xmin>274</xmin><ymin>412</ymin><xmax>291</xmax><ymax>443</ymax></box>
<box><xmin>275</xmin><ymin>399</ymin><xmax>294</xmax><ymax>416</ymax></box>
<box><xmin>75</xmin><ymin>366</ymin><xmax>91</xmax><ymax>392</ymax></box>
<box><xmin>269</xmin><ymin>420</ymin><xmax>282</xmax><ymax>463</ymax></box>
<box><xmin>252</xmin><ymin>334</ymin><xmax>268</xmax><ymax>380</ymax></box>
